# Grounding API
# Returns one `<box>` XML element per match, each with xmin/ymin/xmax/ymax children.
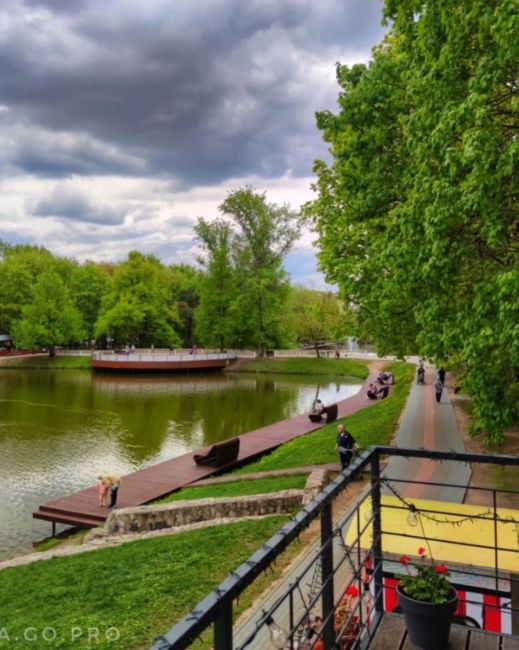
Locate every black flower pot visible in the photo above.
<box><xmin>397</xmin><ymin>586</ymin><xmax>458</xmax><ymax>650</ymax></box>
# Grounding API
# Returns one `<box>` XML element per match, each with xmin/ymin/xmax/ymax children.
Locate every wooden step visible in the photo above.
<box><xmin>33</xmin><ymin>509</ymin><xmax>103</xmax><ymax>528</ymax></box>
<box><xmin>37</xmin><ymin>504</ymin><xmax>106</xmax><ymax>522</ymax></box>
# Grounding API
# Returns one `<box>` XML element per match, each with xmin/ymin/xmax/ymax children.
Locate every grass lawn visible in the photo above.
<box><xmin>233</xmin><ymin>362</ymin><xmax>415</xmax><ymax>473</ymax></box>
<box><xmin>156</xmin><ymin>474</ymin><xmax>307</xmax><ymax>504</ymax></box>
<box><xmin>0</xmin><ymin>517</ymin><xmax>288</xmax><ymax>650</ymax></box>
<box><xmin>0</xmin><ymin>355</ymin><xmax>91</xmax><ymax>369</ymax></box>
<box><xmin>229</xmin><ymin>356</ymin><xmax>369</xmax><ymax>379</ymax></box>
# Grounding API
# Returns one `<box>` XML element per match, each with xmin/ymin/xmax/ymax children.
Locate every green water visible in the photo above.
<box><xmin>0</xmin><ymin>369</ymin><xmax>361</xmax><ymax>559</ymax></box>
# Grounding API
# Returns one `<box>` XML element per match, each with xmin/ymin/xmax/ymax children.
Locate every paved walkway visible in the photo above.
<box><xmin>234</xmin><ymin>362</ymin><xmax>472</xmax><ymax>647</ymax></box>
<box><xmin>383</xmin><ymin>362</ymin><xmax>471</xmax><ymax>502</ymax></box>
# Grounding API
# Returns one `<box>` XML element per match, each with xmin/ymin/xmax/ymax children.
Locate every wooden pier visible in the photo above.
<box><xmin>33</xmin><ymin>373</ymin><xmax>380</xmax><ymax>529</ymax></box>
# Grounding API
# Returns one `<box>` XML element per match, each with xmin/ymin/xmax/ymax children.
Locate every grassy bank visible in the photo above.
<box><xmin>228</xmin><ymin>356</ymin><xmax>369</xmax><ymax>379</ymax></box>
<box><xmin>233</xmin><ymin>362</ymin><xmax>414</xmax><ymax>473</ymax></box>
<box><xmin>0</xmin><ymin>517</ymin><xmax>288</xmax><ymax>650</ymax></box>
<box><xmin>0</xmin><ymin>355</ymin><xmax>91</xmax><ymax>369</ymax></box>
<box><xmin>157</xmin><ymin>474</ymin><xmax>307</xmax><ymax>503</ymax></box>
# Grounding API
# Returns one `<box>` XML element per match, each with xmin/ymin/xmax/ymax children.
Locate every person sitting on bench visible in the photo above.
<box><xmin>312</xmin><ymin>399</ymin><xmax>325</xmax><ymax>415</ymax></box>
<box><xmin>367</xmin><ymin>383</ymin><xmax>379</xmax><ymax>400</ymax></box>
<box><xmin>367</xmin><ymin>383</ymin><xmax>390</xmax><ymax>400</ymax></box>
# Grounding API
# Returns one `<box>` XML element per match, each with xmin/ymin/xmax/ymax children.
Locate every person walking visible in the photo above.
<box><xmin>438</xmin><ymin>367</ymin><xmax>446</xmax><ymax>385</ymax></box>
<box><xmin>434</xmin><ymin>378</ymin><xmax>444</xmax><ymax>403</ymax></box>
<box><xmin>336</xmin><ymin>424</ymin><xmax>358</xmax><ymax>470</ymax></box>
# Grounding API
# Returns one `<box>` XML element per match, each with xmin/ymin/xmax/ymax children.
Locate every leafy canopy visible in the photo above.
<box><xmin>306</xmin><ymin>0</ymin><xmax>518</xmax><ymax>444</ymax></box>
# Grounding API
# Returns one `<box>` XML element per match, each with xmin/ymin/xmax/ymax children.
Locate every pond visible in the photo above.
<box><xmin>0</xmin><ymin>369</ymin><xmax>361</xmax><ymax>560</ymax></box>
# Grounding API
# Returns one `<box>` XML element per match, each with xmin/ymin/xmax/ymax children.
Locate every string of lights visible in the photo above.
<box><xmin>381</xmin><ymin>478</ymin><xmax>519</xmax><ymax>529</ymax></box>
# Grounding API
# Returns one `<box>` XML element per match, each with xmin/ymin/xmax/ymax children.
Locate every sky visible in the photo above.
<box><xmin>0</xmin><ymin>0</ymin><xmax>386</xmax><ymax>287</ymax></box>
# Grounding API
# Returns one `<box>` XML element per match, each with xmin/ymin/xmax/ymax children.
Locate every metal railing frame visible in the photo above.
<box><xmin>151</xmin><ymin>446</ymin><xmax>519</xmax><ymax>650</ymax></box>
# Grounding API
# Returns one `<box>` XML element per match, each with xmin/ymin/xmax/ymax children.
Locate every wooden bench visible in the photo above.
<box><xmin>308</xmin><ymin>403</ymin><xmax>338</xmax><ymax>424</ymax></box>
<box><xmin>193</xmin><ymin>437</ymin><xmax>240</xmax><ymax>466</ymax></box>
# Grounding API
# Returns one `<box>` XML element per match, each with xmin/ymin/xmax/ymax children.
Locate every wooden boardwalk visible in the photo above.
<box><xmin>33</xmin><ymin>373</ymin><xmax>381</xmax><ymax>529</ymax></box>
<box><xmin>369</xmin><ymin>614</ymin><xmax>519</xmax><ymax>650</ymax></box>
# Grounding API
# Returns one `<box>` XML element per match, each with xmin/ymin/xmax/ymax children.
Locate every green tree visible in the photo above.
<box><xmin>95</xmin><ymin>251</ymin><xmax>181</xmax><ymax>348</ymax></box>
<box><xmin>194</xmin><ymin>219</ymin><xmax>238</xmax><ymax>350</ymax></box>
<box><xmin>0</xmin><ymin>244</ymin><xmax>58</xmax><ymax>334</ymax></box>
<box><xmin>220</xmin><ymin>187</ymin><xmax>300</xmax><ymax>354</ymax></box>
<box><xmin>169</xmin><ymin>265</ymin><xmax>201</xmax><ymax>348</ymax></box>
<box><xmin>289</xmin><ymin>287</ymin><xmax>345</xmax><ymax>356</ymax></box>
<box><xmin>12</xmin><ymin>270</ymin><xmax>85</xmax><ymax>355</ymax></box>
<box><xmin>69</xmin><ymin>262</ymin><xmax>111</xmax><ymax>341</ymax></box>
<box><xmin>307</xmin><ymin>0</ymin><xmax>519</xmax><ymax>444</ymax></box>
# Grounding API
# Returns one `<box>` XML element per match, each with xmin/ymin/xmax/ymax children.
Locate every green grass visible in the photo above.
<box><xmin>0</xmin><ymin>355</ymin><xmax>91</xmax><ymax>369</ymax></box>
<box><xmin>493</xmin><ymin>467</ymin><xmax>519</xmax><ymax>495</ymax></box>
<box><xmin>0</xmin><ymin>516</ymin><xmax>287</xmax><ymax>650</ymax></box>
<box><xmin>233</xmin><ymin>362</ymin><xmax>415</xmax><ymax>473</ymax></box>
<box><xmin>229</xmin><ymin>356</ymin><xmax>369</xmax><ymax>379</ymax></box>
<box><xmin>453</xmin><ymin>398</ymin><xmax>474</xmax><ymax>417</ymax></box>
<box><xmin>33</xmin><ymin>529</ymin><xmax>89</xmax><ymax>553</ymax></box>
<box><xmin>156</xmin><ymin>474</ymin><xmax>307</xmax><ymax>504</ymax></box>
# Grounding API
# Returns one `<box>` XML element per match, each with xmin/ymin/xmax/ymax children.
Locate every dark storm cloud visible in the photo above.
<box><xmin>34</xmin><ymin>186</ymin><xmax>127</xmax><ymax>225</ymax></box>
<box><xmin>1</xmin><ymin>0</ymin><xmax>385</xmax><ymax>185</ymax></box>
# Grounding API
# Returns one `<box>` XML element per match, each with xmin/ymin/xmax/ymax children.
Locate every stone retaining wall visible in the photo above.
<box><xmin>106</xmin><ymin>490</ymin><xmax>304</xmax><ymax>536</ymax></box>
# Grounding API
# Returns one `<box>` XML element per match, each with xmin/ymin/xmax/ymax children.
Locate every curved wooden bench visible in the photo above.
<box><xmin>308</xmin><ymin>403</ymin><xmax>338</xmax><ymax>424</ymax></box>
<box><xmin>193</xmin><ymin>437</ymin><xmax>240</xmax><ymax>466</ymax></box>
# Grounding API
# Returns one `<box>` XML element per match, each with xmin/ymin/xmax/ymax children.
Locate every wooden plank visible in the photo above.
<box><xmin>466</xmin><ymin>629</ymin><xmax>500</xmax><ymax>650</ymax></box>
<box><xmin>502</xmin><ymin>636</ymin><xmax>519</xmax><ymax>650</ymax></box>
<box><xmin>369</xmin><ymin>614</ymin><xmax>406</xmax><ymax>650</ymax></box>
<box><xmin>401</xmin><ymin>625</ymin><xmax>468</xmax><ymax>650</ymax></box>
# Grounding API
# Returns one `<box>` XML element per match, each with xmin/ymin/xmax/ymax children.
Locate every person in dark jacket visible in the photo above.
<box><xmin>336</xmin><ymin>424</ymin><xmax>358</xmax><ymax>469</ymax></box>
<box><xmin>438</xmin><ymin>367</ymin><xmax>446</xmax><ymax>385</ymax></box>
<box><xmin>434</xmin><ymin>378</ymin><xmax>444</xmax><ymax>403</ymax></box>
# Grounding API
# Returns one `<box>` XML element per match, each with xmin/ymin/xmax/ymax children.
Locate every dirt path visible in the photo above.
<box><xmin>449</xmin><ymin>378</ymin><xmax>519</xmax><ymax>509</ymax></box>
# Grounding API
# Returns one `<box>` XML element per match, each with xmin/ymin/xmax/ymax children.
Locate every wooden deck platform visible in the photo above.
<box><xmin>369</xmin><ymin>614</ymin><xmax>519</xmax><ymax>650</ymax></box>
<box><xmin>33</xmin><ymin>372</ymin><xmax>380</xmax><ymax>529</ymax></box>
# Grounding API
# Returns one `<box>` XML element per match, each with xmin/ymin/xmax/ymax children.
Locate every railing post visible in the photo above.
<box><xmin>214</xmin><ymin>599</ymin><xmax>233</xmax><ymax>650</ymax></box>
<box><xmin>370</xmin><ymin>451</ymin><xmax>384</xmax><ymax>614</ymax></box>
<box><xmin>320</xmin><ymin>500</ymin><xmax>335</xmax><ymax>650</ymax></box>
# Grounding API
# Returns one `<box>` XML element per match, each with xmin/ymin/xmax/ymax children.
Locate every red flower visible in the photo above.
<box><xmin>399</xmin><ymin>555</ymin><xmax>411</xmax><ymax>565</ymax></box>
<box><xmin>418</xmin><ymin>547</ymin><xmax>426</xmax><ymax>556</ymax></box>
<box><xmin>435</xmin><ymin>564</ymin><xmax>448</xmax><ymax>573</ymax></box>
<box><xmin>345</xmin><ymin>585</ymin><xmax>359</xmax><ymax>597</ymax></box>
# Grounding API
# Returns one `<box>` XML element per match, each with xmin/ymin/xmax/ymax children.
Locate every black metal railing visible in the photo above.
<box><xmin>152</xmin><ymin>447</ymin><xmax>519</xmax><ymax>650</ymax></box>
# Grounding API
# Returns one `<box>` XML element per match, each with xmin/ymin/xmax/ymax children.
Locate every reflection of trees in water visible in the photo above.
<box><xmin>0</xmin><ymin>370</ymin><xmax>357</xmax><ymax>466</ymax></box>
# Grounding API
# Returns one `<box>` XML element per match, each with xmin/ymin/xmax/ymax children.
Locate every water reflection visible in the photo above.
<box><xmin>0</xmin><ymin>369</ymin><xmax>360</xmax><ymax>559</ymax></box>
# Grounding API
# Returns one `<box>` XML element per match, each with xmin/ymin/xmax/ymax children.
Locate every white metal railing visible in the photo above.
<box><xmin>92</xmin><ymin>351</ymin><xmax>237</xmax><ymax>363</ymax></box>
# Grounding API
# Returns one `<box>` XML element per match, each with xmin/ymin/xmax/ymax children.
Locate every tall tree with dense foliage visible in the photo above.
<box><xmin>219</xmin><ymin>187</ymin><xmax>300</xmax><ymax>354</ymax></box>
<box><xmin>194</xmin><ymin>219</ymin><xmax>238</xmax><ymax>350</ymax></box>
<box><xmin>307</xmin><ymin>0</ymin><xmax>518</xmax><ymax>444</ymax></box>
<box><xmin>289</xmin><ymin>287</ymin><xmax>345</xmax><ymax>356</ymax></box>
<box><xmin>69</xmin><ymin>262</ymin><xmax>111</xmax><ymax>340</ymax></box>
<box><xmin>12</xmin><ymin>270</ymin><xmax>85</xmax><ymax>355</ymax></box>
<box><xmin>169</xmin><ymin>264</ymin><xmax>201</xmax><ymax>347</ymax></box>
<box><xmin>0</xmin><ymin>243</ymin><xmax>58</xmax><ymax>334</ymax></box>
<box><xmin>95</xmin><ymin>251</ymin><xmax>181</xmax><ymax>348</ymax></box>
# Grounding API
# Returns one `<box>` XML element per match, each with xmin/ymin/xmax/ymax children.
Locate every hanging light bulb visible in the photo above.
<box><xmin>266</xmin><ymin>615</ymin><xmax>290</xmax><ymax>649</ymax></box>
<box><xmin>407</xmin><ymin>504</ymin><xmax>419</xmax><ymax>527</ymax></box>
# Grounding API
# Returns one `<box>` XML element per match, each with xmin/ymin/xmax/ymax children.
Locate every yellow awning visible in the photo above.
<box><xmin>346</xmin><ymin>496</ymin><xmax>519</xmax><ymax>573</ymax></box>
